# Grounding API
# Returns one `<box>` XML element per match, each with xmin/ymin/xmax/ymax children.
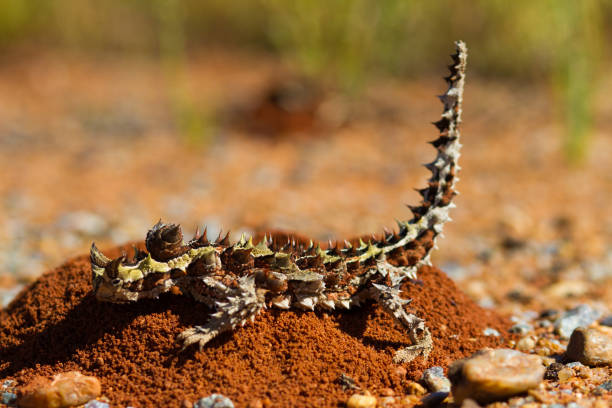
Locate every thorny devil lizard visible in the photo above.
<box><xmin>90</xmin><ymin>41</ymin><xmax>467</xmax><ymax>364</ymax></box>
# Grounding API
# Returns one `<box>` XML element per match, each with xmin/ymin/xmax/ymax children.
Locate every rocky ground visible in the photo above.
<box><xmin>0</xmin><ymin>50</ymin><xmax>611</xmax><ymax>407</ymax></box>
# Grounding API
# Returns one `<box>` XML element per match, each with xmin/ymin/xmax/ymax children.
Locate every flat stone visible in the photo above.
<box><xmin>448</xmin><ymin>348</ymin><xmax>545</xmax><ymax>405</ymax></box>
<box><xmin>421</xmin><ymin>366</ymin><xmax>451</xmax><ymax>393</ymax></box>
<box><xmin>565</xmin><ymin>326</ymin><xmax>612</xmax><ymax>366</ymax></box>
<box><xmin>17</xmin><ymin>371</ymin><xmax>101</xmax><ymax>408</ymax></box>
<box><xmin>554</xmin><ymin>304</ymin><xmax>602</xmax><ymax>340</ymax></box>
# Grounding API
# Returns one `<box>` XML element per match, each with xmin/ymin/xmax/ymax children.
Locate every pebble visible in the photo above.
<box><xmin>448</xmin><ymin>348</ymin><xmax>545</xmax><ymax>404</ymax></box>
<box><xmin>516</xmin><ymin>336</ymin><xmax>536</xmax><ymax>352</ymax></box>
<box><xmin>554</xmin><ymin>304</ymin><xmax>602</xmax><ymax>339</ymax></box>
<box><xmin>17</xmin><ymin>371</ymin><xmax>101</xmax><ymax>408</ymax></box>
<box><xmin>421</xmin><ymin>366</ymin><xmax>451</xmax><ymax>393</ymax></box>
<box><xmin>483</xmin><ymin>328</ymin><xmax>500</xmax><ymax>337</ymax></box>
<box><xmin>346</xmin><ymin>393</ymin><xmax>377</xmax><ymax>408</ymax></box>
<box><xmin>544</xmin><ymin>363</ymin><xmax>564</xmax><ymax>381</ymax></box>
<box><xmin>597</xmin><ymin>379</ymin><xmax>612</xmax><ymax>391</ymax></box>
<box><xmin>405</xmin><ymin>381</ymin><xmax>427</xmax><ymax>396</ymax></box>
<box><xmin>509</xmin><ymin>323</ymin><xmax>533</xmax><ymax>335</ymax></box>
<box><xmin>194</xmin><ymin>394</ymin><xmax>235</xmax><ymax>408</ymax></box>
<box><xmin>557</xmin><ymin>367</ymin><xmax>574</xmax><ymax>382</ymax></box>
<box><xmin>1</xmin><ymin>379</ymin><xmax>16</xmax><ymax>406</ymax></box>
<box><xmin>565</xmin><ymin>326</ymin><xmax>612</xmax><ymax>366</ymax></box>
<box><xmin>84</xmin><ymin>401</ymin><xmax>109</xmax><ymax>408</ymax></box>
<box><xmin>1</xmin><ymin>390</ymin><xmax>17</xmax><ymax>406</ymax></box>
<box><xmin>600</xmin><ymin>315</ymin><xmax>612</xmax><ymax>327</ymax></box>
<box><xmin>420</xmin><ymin>391</ymin><xmax>449</xmax><ymax>407</ymax></box>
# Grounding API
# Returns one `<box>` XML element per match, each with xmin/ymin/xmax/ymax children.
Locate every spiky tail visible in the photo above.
<box><xmin>381</xmin><ymin>41</ymin><xmax>467</xmax><ymax>276</ymax></box>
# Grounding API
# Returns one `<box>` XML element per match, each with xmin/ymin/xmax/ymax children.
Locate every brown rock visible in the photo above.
<box><xmin>449</xmin><ymin>348</ymin><xmax>545</xmax><ymax>405</ymax></box>
<box><xmin>17</xmin><ymin>371</ymin><xmax>101</xmax><ymax>408</ymax></box>
<box><xmin>565</xmin><ymin>326</ymin><xmax>612</xmax><ymax>366</ymax></box>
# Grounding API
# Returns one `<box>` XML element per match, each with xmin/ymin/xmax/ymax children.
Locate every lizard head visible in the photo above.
<box><xmin>90</xmin><ymin>221</ymin><xmax>221</xmax><ymax>302</ymax></box>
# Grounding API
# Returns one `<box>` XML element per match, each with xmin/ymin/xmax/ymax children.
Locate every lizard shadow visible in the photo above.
<box><xmin>168</xmin><ymin>300</ymin><xmax>408</xmax><ymax>368</ymax></box>
<box><xmin>0</xmin><ymin>292</ymin><xmax>199</xmax><ymax>378</ymax></box>
<box><xmin>334</xmin><ymin>301</ymin><xmax>409</xmax><ymax>350</ymax></box>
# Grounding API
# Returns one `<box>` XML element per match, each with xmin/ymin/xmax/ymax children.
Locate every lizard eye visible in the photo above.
<box><xmin>111</xmin><ymin>278</ymin><xmax>122</xmax><ymax>286</ymax></box>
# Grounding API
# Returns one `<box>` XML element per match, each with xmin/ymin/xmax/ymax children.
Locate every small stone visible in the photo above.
<box><xmin>516</xmin><ymin>336</ymin><xmax>536</xmax><ymax>352</ymax></box>
<box><xmin>448</xmin><ymin>348</ymin><xmax>545</xmax><ymax>405</ymax></box>
<box><xmin>346</xmin><ymin>393</ymin><xmax>377</xmax><ymax>408</ymax></box>
<box><xmin>400</xmin><ymin>395</ymin><xmax>420</xmax><ymax>406</ymax></box>
<box><xmin>84</xmin><ymin>401</ymin><xmax>109</xmax><ymax>408</ymax></box>
<box><xmin>538</xmin><ymin>320</ymin><xmax>552</xmax><ymax>328</ymax></box>
<box><xmin>379</xmin><ymin>388</ymin><xmax>394</xmax><ymax>397</ymax></box>
<box><xmin>536</xmin><ymin>338</ymin><xmax>566</xmax><ymax>354</ymax></box>
<box><xmin>378</xmin><ymin>396</ymin><xmax>397</xmax><ymax>407</ymax></box>
<box><xmin>421</xmin><ymin>391</ymin><xmax>448</xmax><ymax>407</ymax></box>
<box><xmin>405</xmin><ymin>381</ymin><xmax>427</xmax><ymax>396</ymax></box>
<box><xmin>600</xmin><ymin>315</ymin><xmax>612</xmax><ymax>327</ymax></box>
<box><xmin>194</xmin><ymin>394</ymin><xmax>234</xmax><ymax>408</ymax></box>
<box><xmin>557</xmin><ymin>367</ymin><xmax>574</xmax><ymax>381</ymax></box>
<box><xmin>509</xmin><ymin>323</ymin><xmax>533</xmax><ymax>335</ymax></box>
<box><xmin>2</xmin><ymin>391</ymin><xmax>17</xmax><ymax>405</ymax></box>
<box><xmin>17</xmin><ymin>371</ymin><xmax>101</xmax><ymax>408</ymax></box>
<box><xmin>538</xmin><ymin>356</ymin><xmax>556</xmax><ymax>367</ymax></box>
<box><xmin>565</xmin><ymin>361</ymin><xmax>584</xmax><ymax>368</ymax></box>
<box><xmin>565</xmin><ymin>326</ymin><xmax>612</xmax><ymax>366</ymax></box>
<box><xmin>544</xmin><ymin>362</ymin><xmax>564</xmax><ymax>380</ymax></box>
<box><xmin>597</xmin><ymin>380</ymin><xmax>612</xmax><ymax>391</ymax></box>
<box><xmin>421</xmin><ymin>366</ymin><xmax>451</xmax><ymax>393</ymax></box>
<box><xmin>483</xmin><ymin>328</ymin><xmax>500</xmax><ymax>337</ymax></box>
<box><xmin>554</xmin><ymin>304</ymin><xmax>602</xmax><ymax>340</ymax></box>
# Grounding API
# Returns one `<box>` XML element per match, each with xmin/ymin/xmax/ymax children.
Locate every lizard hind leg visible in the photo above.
<box><xmin>370</xmin><ymin>283</ymin><xmax>433</xmax><ymax>364</ymax></box>
<box><xmin>178</xmin><ymin>275</ymin><xmax>265</xmax><ymax>351</ymax></box>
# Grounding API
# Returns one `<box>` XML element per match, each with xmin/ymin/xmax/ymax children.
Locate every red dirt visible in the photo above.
<box><xmin>0</xmin><ymin>243</ymin><xmax>509</xmax><ymax>408</ymax></box>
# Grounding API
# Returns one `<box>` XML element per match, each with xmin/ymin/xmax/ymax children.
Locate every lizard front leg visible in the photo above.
<box><xmin>178</xmin><ymin>275</ymin><xmax>266</xmax><ymax>351</ymax></box>
<box><xmin>370</xmin><ymin>283</ymin><xmax>433</xmax><ymax>364</ymax></box>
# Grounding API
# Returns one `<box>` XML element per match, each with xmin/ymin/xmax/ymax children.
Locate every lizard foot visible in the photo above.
<box><xmin>177</xmin><ymin>325</ymin><xmax>220</xmax><ymax>351</ymax></box>
<box><xmin>392</xmin><ymin>326</ymin><xmax>433</xmax><ymax>364</ymax></box>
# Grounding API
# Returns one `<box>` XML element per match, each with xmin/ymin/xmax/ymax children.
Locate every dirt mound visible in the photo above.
<box><xmin>0</xmin><ymin>243</ymin><xmax>509</xmax><ymax>407</ymax></box>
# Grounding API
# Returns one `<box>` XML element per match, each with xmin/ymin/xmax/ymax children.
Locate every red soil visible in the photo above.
<box><xmin>0</xmin><ymin>244</ymin><xmax>509</xmax><ymax>407</ymax></box>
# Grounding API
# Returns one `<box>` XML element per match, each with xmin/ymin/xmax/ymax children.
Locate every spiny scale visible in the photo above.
<box><xmin>90</xmin><ymin>41</ymin><xmax>467</xmax><ymax>364</ymax></box>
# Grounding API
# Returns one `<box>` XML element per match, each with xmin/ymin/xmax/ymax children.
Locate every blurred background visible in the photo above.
<box><xmin>1</xmin><ymin>0</ymin><xmax>612</xmax><ymax>313</ymax></box>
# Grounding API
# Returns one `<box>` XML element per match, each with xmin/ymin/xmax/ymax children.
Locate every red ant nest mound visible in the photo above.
<box><xmin>0</xmin><ymin>243</ymin><xmax>509</xmax><ymax>407</ymax></box>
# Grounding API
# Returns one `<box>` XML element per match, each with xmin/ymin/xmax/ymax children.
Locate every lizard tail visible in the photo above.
<box><xmin>378</xmin><ymin>41</ymin><xmax>467</xmax><ymax>275</ymax></box>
